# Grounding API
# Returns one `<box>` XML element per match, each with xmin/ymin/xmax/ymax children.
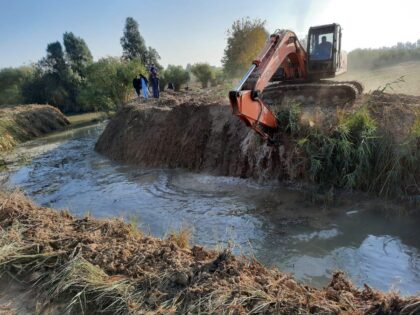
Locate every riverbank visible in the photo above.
<box><xmin>96</xmin><ymin>91</ymin><xmax>420</xmax><ymax>199</ymax></box>
<box><xmin>0</xmin><ymin>104</ymin><xmax>69</xmax><ymax>153</ymax></box>
<box><xmin>67</xmin><ymin>111</ymin><xmax>113</xmax><ymax>128</ymax></box>
<box><xmin>0</xmin><ymin>190</ymin><xmax>418</xmax><ymax>314</ymax></box>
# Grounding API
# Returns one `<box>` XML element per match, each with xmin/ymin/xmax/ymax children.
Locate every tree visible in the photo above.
<box><xmin>63</xmin><ymin>32</ymin><xmax>93</xmax><ymax>78</ymax></box>
<box><xmin>163</xmin><ymin>65</ymin><xmax>190</xmax><ymax>91</ymax></box>
<box><xmin>23</xmin><ymin>41</ymin><xmax>81</xmax><ymax>112</ymax></box>
<box><xmin>191</xmin><ymin>63</ymin><xmax>214</xmax><ymax>88</ymax></box>
<box><xmin>145</xmin><ymin>46</ymin><xmax>162</xmax><ymax>70</ymax></box>
<box><xmin>120</xmin><ymin>17</ymin><xmax>148</xmax><ymax>63</ymax></box>
<box><xmin>41</xmin><ymin>41</ymin><xmax>67</xmax><ymax>75</ymax></box>
<box><xmin>222</xmin><ymin>18</ymin><xmax>268</xmax><ymax>78</ymax></box>
<box><xmin>78</xmin><ymin>57</ymin><xmax>145</xmax><ymax>111</ymax></box>
<box><xmin>0</xmin><ymin>66</ymin><xmax>33</xmax><ymax>105</ymax></box>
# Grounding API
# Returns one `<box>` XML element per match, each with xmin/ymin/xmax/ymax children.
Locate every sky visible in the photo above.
<box><xmin>0</xmin><ymin>0</ymin><xmax>419</xmax><ymax>69</ymax></box>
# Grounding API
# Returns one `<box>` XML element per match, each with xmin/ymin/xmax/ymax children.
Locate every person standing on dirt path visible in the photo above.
<box><xmin>132</xmin><ymin>76</ymin><xmax>141</xmax><ymax>97</ymax></box>
<box><xmin>149</xmin><ymin>64</ymin><xmax>160</xmax><ymax>99</ymax></box>
<box><xmin>140</xmin><ymin>74</ymin><xmax>149</xmax><ymax>99</ymax></box>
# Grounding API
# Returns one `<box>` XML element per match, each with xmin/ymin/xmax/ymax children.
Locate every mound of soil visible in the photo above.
<box><xmin>365</xmin><ymin>92</ymin><xmax>420</xmax><ymax>143</ymax></box>
<box><xmin>0</xmin><ymin>191</ymin><xmax>418</xmax><ymax>314</ymax></box>
<box><xmin>0</xmin><ymin>104</ymin><xmax>69</xmax><ymax>152</ymax></box>
<box><xmin>96</xmin><ymin>94</ymin><xmax>294</xmax><ymax>181</ymax></box>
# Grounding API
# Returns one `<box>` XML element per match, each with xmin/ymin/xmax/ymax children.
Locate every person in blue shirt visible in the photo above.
<box><xmin>149</xmin><ymin>64</ymin><xmax>160</xmax><ymax>98</ymax></box>
<box><xmin>313</xmin><ymin>36</ymin><xmax>332</xmax><ymax>60</ymax></box>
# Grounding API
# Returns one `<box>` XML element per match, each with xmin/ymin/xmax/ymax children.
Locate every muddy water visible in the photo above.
<box><xmin>2</xmin><ymin>123</ymin><xmax>420</xmax><ymax>295</ymax></box>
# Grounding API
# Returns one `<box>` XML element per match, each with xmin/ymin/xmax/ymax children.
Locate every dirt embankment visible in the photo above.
<box><xmin>96</xmin><ymin>91</ymin><xmax>420</xmax><ymax>184</ymax></box>
<box><xmin>95</xmin><ymin>94</ymin><xmax>293</xmax><ymax>181</ymax></box>
<box><xmin>0</xmin><ymin>104</ymin><xmax>70</xmax><ymax>152</ymax></box>
<box><xmin>0</xmin><ymin>191</ymin><xmax>419</xmax><ymax>314</ymax></box>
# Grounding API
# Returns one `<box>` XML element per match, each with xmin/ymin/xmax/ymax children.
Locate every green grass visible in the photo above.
<box><xmin>66</xmin><ymin>111</ymin><xmax>113</xmax><ymax>127</ymax></box>
<box><xmin>276</xmin><ymin>103</ymin><xmax>419</xmax><ymax>198</ymax></box>
<box><xmin>337</xmin><ymin>61</ymin><xmax>420</xmax><ymax>95</ymax></box>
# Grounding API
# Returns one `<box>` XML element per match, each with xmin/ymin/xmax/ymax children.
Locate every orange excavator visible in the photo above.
<box><xmin>229</xmin><ymin>23</ymin><xmax>362</xmax><ymax>141</ymax></box>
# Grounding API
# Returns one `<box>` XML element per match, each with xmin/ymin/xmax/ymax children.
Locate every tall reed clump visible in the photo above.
<box><xmin>276</xmin><ymin>103</ymin><xmax>419</xmax><ymax>198</ymax></box>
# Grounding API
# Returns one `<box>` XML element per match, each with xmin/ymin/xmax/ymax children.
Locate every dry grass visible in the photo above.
<box><xmin>166</xmin><ymin>227</ymin><xmax>192</xmax><ymax>249</ymax></box>
<box><xmin>0</xmin><ymin>190</ymin><xmax>419</xmax><ymax>314</ymax></box>
<box><xmin>0</xmin><ymin>104</ymin><xmax>69</xmax><ymax>152</ymax></box>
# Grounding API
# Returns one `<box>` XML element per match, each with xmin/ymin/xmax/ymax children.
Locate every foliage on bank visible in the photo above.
<box><xmin>276</xmin><ymin>97</ymin><xmax>420</xmax><ymax>198</ymax></box>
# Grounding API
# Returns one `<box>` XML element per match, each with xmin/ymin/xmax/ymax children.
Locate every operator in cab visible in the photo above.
<box><xmin>313</xmin><ymin>36</ymin><xmax>332</xmax><ymax>60</ymax></box>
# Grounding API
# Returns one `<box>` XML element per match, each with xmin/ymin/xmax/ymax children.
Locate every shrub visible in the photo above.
<box><xmin>163</xmin><ymin>65</ymin><xmax>190</xmax><ymax>91</ymax></box>
<box><xmin>191</xmin><ymin>63</ymin><xmax>213</xmax><ymax>88</ymax></box>
<box><xmin>210</xmin><ymin>68</ymin><xmax>225</xmax><ymax>87</ymax></box>
<box><xmin>278</xmin><ymin>104</ymin><xmax>419</xmax><ymax>198</ymax></box>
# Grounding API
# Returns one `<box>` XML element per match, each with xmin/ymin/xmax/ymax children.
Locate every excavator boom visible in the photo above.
<box><xmin>230</xmin><ymin>30</ymin><xmax>306</xmax><ymax>139</ymax></box>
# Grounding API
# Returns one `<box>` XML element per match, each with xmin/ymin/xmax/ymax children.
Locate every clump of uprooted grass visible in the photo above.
<box><xmin>276</xmin><ymin>102</ymin><xmax>419</xmax><ymax>199</ymax></box>
<box><xmin>0</xmin><ymin>191</ymin><xmax>419</xmax><ymax>314</ymax></box>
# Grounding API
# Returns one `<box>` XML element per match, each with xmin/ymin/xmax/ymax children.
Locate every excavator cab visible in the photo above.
<box><xmin>307</xmin><ymin>23</ymin><xmax>346</xmax><ymax>79</ymax></box>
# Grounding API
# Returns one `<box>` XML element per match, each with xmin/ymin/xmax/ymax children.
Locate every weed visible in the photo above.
<box><xmin>127</xmin><ymin>214</ymin><xmax>142</xmax><ymax>237</ymax></box>
<box><xmin>375</xmin><ymin>75</ymin><xmax>405</xmax><ymax>93</ymax></box>
<box><xmin>275</xmin><ymin>102</ymin><xmax>303</xmax><ymax>136</ymax></box>
<box><xmin>286</xmin><ymin>104</ymin><xmax>419</xmax><ymax>198</ymax></box>
<box><xmin>166</xmin><ymin>227</ymin><xmax>192</xmax><ymax>248</ymax></box>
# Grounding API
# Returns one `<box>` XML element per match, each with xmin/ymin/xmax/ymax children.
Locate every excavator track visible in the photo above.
<box><xmin>262</xmin><ymin>80</ymin><xmax>363</xmax><ymax>106</ymax></box>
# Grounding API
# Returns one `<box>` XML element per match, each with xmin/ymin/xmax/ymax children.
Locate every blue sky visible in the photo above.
<box><xmin>0</xmin><ymin>0</ymin><xmax>419</xmax><ymax>69</ymax></box>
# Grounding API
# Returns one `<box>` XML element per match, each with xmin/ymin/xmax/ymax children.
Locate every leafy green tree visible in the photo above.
<box><xmin>164</xmin><ymin>65</ymin><xmax>190</xmax><ymax>91</ymax></box>
<box><xmin>121</xmin><ymin>17</ymin><xmax>148</xmax><ymax>63</ymax></box>
<box><xmin>63</xmin><ymin>32</ymin><xmax>93</xmax><ymax>78</ymax></box>
<box><xmin>222</xmin><ymin>18</ymin><xmax>268</xmax><ymax>78</ymax></box>
<box><xmin>40</xmin><ymin>41</ymin><xmax>67</xmax><ymax>75</ymax></box>
<box><xmin>78</xmin><ymin>57</ymin><xmax>145</xmax><ymax>111</ymax></box>
<box><xmin>22</xmin><ymin>41</ymin><xmax>81</xmax><ymax>112</ymax></box>
<box><xmin>0</xmin><ymin>66</ymin><xmax>34</xmax><ymax>105</ymax></box>
<box><xmin>191</xmin><ymin>63</ymin><xmax>214</xmax><ymax>88</ymax></box>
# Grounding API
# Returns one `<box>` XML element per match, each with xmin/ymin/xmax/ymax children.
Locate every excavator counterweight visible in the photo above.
<box><xmin>229</xmin><ymin>23</ymin><xmax>362</xmax><ymax>140</ymax></box>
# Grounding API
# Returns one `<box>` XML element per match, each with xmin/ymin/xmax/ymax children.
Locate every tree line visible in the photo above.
<box><xmin>2</xmin><ymin>17</ymin><xmax>418</xmax><ymax>112</ymax></box>
<box><xmin>0</xmin><ymin>19</ymin><xmax>150</xmax><ymax>113</ymax></box>
<box><xmin>0</xmin><ymin>17</ymin><xmax>269</xmax><ymax>112</ymax></box>
<box><xmin>348</xmin><ymin>40</ymin><xmax>420</xmax><ymax>70</ymax></box>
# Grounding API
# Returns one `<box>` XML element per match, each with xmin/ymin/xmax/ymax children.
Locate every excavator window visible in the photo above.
<box><xmin>309</xmin><ymin>31</ymin><xmax>334</xmax><ymax>61</ymax></box>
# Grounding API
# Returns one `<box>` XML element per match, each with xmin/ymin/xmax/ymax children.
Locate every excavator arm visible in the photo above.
<box><xmin>229</xmin><ymin>30</ymin><xmax>308</xmax><ymax>140</ymax></box>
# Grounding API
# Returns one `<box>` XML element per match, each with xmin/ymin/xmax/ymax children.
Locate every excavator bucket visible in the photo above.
<box><xmin>229</xmin><ymin>90</ymin><xmax>277</xmax><ymax>139</ymax></box>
